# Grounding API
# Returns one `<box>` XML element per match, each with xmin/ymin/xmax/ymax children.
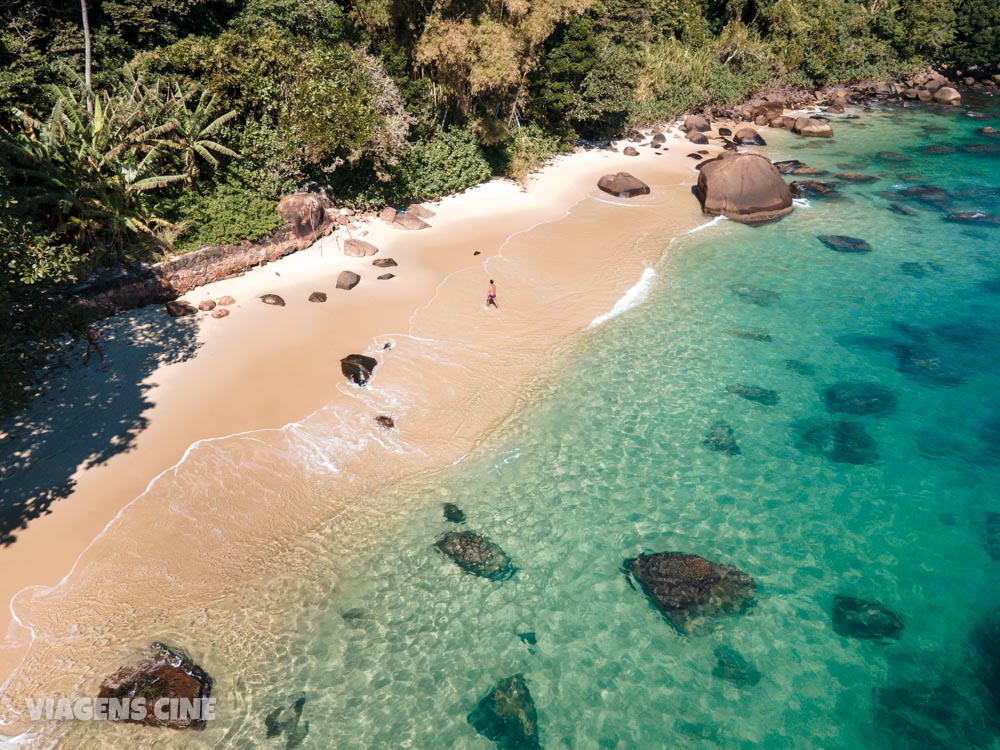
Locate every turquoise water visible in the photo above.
<box><xmin>214</xmin><ymin>98</ymin><xmax>999</xmax><ymax>748</ymax></box>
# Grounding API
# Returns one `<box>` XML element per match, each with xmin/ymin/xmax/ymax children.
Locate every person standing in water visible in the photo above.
<box><xmin>486</xmin><ymin>279</ymin><xmax>499</xmax><ymax>309</ymax></box>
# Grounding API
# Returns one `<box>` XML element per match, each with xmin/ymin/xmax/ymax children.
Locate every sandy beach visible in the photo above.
<box><xmin>0</xmin><ymin>129</ymin><xmax>715</xmax><ymax>742</ymax></box>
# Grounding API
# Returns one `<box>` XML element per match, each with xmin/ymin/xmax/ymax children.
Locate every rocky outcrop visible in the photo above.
<box><xmin>343</xmin><ymin>239</ymin><xmax>379</xmax><ymax>258</ymax></box>
<box><xmin>823</xmin><ymin>381</ymin><xmax>897</xmax><ymax>417</ymax></box>
<box><xmin>696</xmin><ymin>153</ymin><xmax>793</xmax><ymax>225</ymax></box>
<box><xmin>336</xmin><ymin>271</ymin><xmax>360</xmax><ymax>291</ymax></box>
<box><xmin>467</xmin><ymin>674</ymin><xmax>541</xmax><ymax>750</ymax></box>
<box><xmin>341</xmin><ymin>354</ymin><xmax>377</xmax><ymax>386</ymax></box>
<box><xmin>277</xmin><ymin>193</ymin><xmax>331</xmax><ymax>239</ymax></box>
<box><xmin>435</xmin><ymin>530</ymin><xmax>515</xmax><ymax>580</ymax></box>
<box><xmin>832</xmin><ymin>595</ymin><xmax>903</xmax><ymax>642</ymax></box>
<box><xmin>97</xmin><ymin>643</ymin><xmax>213</xmax><ymax>730</ymax></box>
<box><xmin>792</xmin><ymin>117</ymin><xmax>834</xmax><ymax>138</ymax></box>
<box><xmin>623</xmin><ymin>552</ymin><xmax>756</xmax><ymax>635</ymax></box>
<box><xmin>597</xmin><ymin>172</ymin><xmax>651</xmax><ymax>198</ymax></box>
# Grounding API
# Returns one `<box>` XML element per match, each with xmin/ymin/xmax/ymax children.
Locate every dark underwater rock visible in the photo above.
<box><xmin>435</xmin><ymin>530</ymin><xmax>515</xmax><ymax>580</ymax></box>
<box><xmin>729</xmin><ymin>328</ymin><xmax>773</xmax><ymax>342</ymax></box>
<box><xmin>830</xmin><ymin>421</ymin><xmax>878</xmax><ymax>465</ymax></box>
<box><xmin>97</xmin><ymin>643</ymin><xmax>213</xmax><ymax>730</ymax></box>
<box><xmin>874</xmin><ymin>677</ymin><xmax>995</xmax><ymax>750</ymax></box>
<box><xmin>969</xmin><ymin>608</ymin><xmax>1000</xmax><ymax>714</ymax></box>
<box><xmin>791</xmin><ymin>417</ymin><xmax>832</xmax><ymax>454</ymax></box>
<box><xmin>341</xmin><ymin>354</ymin><xmax>378</xmax><ymax>386</ymax></box>
<box><xmin>961</xmin><ymin>143</ymin><xmax>1000</xmax><ymax>154</ymax></box>
<box><xmin>836</xmin><ymin>172</ymin><xmax>877</xmax><ymax>182</ymax></box>
<box><xmin>900</xmin><ymin>261</ymin><xmax>928</xmax><ymax>277</ymax></box>
<box><xmin>923</xmin><ymin>144</ymin><xmax>957</xmax><ymax>155</ymax></box>
<box><xmin>443</xmin><ymin>503</ymin><xmax>466</xmax><ymax>523</ymax></box>
<box><xmin>712</xmin><ymin>645</ymin><xmax>762</xmax><ymax>687</ymax></box>
<box><xmin>823</xmin><ymin>381</ymin><xmax>897</xmax><ymax>417</ymax></box>
<box><xmin>264</xmin><ymin>695</ymin><xmax>309</xmax><ymax>748</ymax></box>
<box><xmin>888</xmin><ymin>202</ymin><xmax>919</xmax><ymax>216</ymax></box>
<box><xmin>729</xmin><ymin>283</ymin><xmax>780</xmax><ymax>306</ymax></box>
<box><xmin>835</xmin><ymin>333</ymin><xmax>899</xmax><ymax>353</ymax></box>
<box><xmin>791</xmin><ymin>180</ymin><xmax>839</xmax><ymax>198</ymax></box>
<box><xmin>624</xmin><ymin>552</ymin><xmax>756</xmax><ymax>635</ymax></box>
<box><xmin>726</xmin><ymin>384</ymin><xmax>780</xmax><ymax>406</ymax></box>
<box><xmin>467</xmin><ymin>674</ymin><xmax>541</xmax><ymax>750</ymax></box>
<box><xmin>785</xmin><ymin>359</ymin><xmax>816</xmax><ymax>376</ymax></box>
<box><xmin>818</xmin><ymin>235</ymin><xmax>872</xmax><ymax>253</ymax></box>
<box><xmin>893</xmin><ymin>343</ymin><xmax>965</xmax><ymax>386</ymax></box>
<box><xmin>986</xmin><ymin>513</ymin><xmax>1000</xmax><ymax>561</ymax></box>
<box><xmin>832</xmin><ymin>595</ymin><xmax>903</xmax><ymax>642</ymax></box>
<box><xmin>898</xmin><ymin>184</ymin><xmax>952</xmax><ymax>207</ymax></box>
<box><xmin>876</xmin><ymin>151</ymin><xmax>911</xmax><ymax>163</ymax></box>
<box><xmin>703</xmin><ymin>422</ymin><xmax>741</xmax><ymax>455</ymax></box>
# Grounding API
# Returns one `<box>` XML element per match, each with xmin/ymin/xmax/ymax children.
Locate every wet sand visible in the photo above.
<box><xmin>0</xmin><ymin>132</ymin><xmax>715</xmax><ymax>742</ymax></box>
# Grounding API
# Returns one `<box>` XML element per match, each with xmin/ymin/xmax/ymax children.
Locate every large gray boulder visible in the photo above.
<box><xmin>696</xmin><ymin>153</ymin><xmax>793</xmax><ymax>225</ymax></box>
<box><xmin>932</xmin><ymin>87</ymin><xmax>961</xmax><ymax>105</ymax></box>
<box><xmin>682</xmin><ymin>115</ymin><xmax>711</xmax><ymax>133</ymax></box>
<box><xmin>597</xmin><ymin>172</ymin><xmax>651</xmax><ymax>198</ymax></box>
<box><xmin>734</xmin><ymin>128</ymin><xmax>766</xmax><ymax>146</ymax></box>
<box><xmin>624</xmin><ymin>551</ymin><xmax>756</xmax><ymax>635</ymax></box>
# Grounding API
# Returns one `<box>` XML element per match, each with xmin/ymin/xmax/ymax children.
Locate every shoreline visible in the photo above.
<box><xmin>0</xmin><ymin>129</ymin><xmax>714</xmax><ymax>740</ymax></box>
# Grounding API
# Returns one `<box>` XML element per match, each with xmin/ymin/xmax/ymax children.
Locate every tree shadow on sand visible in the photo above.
<box><xmin>0</xmin><ymin>309</ymin><xmax>201</xmax><ymax>546</ymax></box>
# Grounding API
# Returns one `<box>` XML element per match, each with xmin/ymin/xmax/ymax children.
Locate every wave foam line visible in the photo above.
<box><xmin>586</xmin><ymin>267</ymin><xmax>657</xmax><ymax>330</ymax></box>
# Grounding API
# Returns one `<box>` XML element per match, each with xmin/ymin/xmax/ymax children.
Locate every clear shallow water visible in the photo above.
<box><xmin>216</xmin><ymin>99</ymin><xmax>1000</xmax><ymax>749</ymax></box>
<box><xmin>21</xmin><ymin>97</ymin><xmax>1000</xmax><ymax>749</ymax></box>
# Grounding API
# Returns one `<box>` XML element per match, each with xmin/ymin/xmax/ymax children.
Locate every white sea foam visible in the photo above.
<box><xmin>586</xmin><ymin>267</ymin><xmax>656</xmax><ymax>330</ymax></box>
<box><xmin>793</xmin><ymin>197</ymin><xmax>811</xmax><ymax>208</ymax></box>
<box><xmin>684</xmin><ymin>215</ymin><xmax>727</xmax><ymax>235</ymax></box>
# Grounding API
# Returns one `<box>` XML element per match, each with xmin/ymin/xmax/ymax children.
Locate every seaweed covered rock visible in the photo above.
<box><xmin>818</xmin><ymin>235</ymin><xmax>872</xmax><ymax>253</ymax></box>
<box><xmin>726</xmin><ymin>384</ymin><xmax>779</xmax><ymax>406</ymax></box>
<box><xmin>729</xmin><ymin>283</ymin><xmax>780</xmax><ymax>306</ymax></box>
<box><xmin>704</xmin><ymin>422</ymin><xmax>741</xmax><ymax>455</ymax></box>
<box><xmin>823</xmin><ymin>381</ymin><xmax>897</xmax><ymax>417</ymax></box>
<box><xmin>97</xmin><ymin>643</ymin><xmax>213</xmax><ymax>730</ymax></box>
<box><xmin>341</xmin><ymin>354</ymin><xmax>377</xmax><ymax>386</ymax></box>
<box><xmin>443</xmin><ymin>503</ymin><xmax>466</xmax><ymax>523</ymax></box>
<box><xmin>435</xmin><ymin>530</ymin><xmax>515</xmax><ymax>580</ymax></box>
<box><xmin>623</xmin><ymin>552</ymin><xmax>756</xmax><ymax>634</ymax></box>
<box><xmin>832</xmin><ymin>595</ymin><xmax>903</xmax><ymax>642</ymax></box>
<box><xmin>696</xmin><ymin>153</ymin><xmax>793</xmax><ymax>225</ymax></box>
<box><xmin>830</xmin><ymin>421</ymin><xmax>879</xmax><ymax>465</ymax></box>
<box><xmin>467</xmin><ymin>674</ymin><xmax>541</xmax><ymax>750</ymax></box>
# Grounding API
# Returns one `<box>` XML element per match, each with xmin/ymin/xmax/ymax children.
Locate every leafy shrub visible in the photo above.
<box><xmin>498</xmin><ymin>125</ymin><xmax>567</xmax><ymax>183</ymax></box>
<box><xmin>394</xmin><ymin>127</ymin><xmax>492</xmax><ymax>201</ymax></box>
<box><xmin>173</xmin><ymin>182</ymin><xmax>283</xmax><ymax>253</ymax></box>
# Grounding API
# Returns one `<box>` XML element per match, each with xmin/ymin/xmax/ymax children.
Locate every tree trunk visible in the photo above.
<box><xmin>81</xmin><ymin>0</ymin><xmax>92</xmax><ymax>112</ymax></box>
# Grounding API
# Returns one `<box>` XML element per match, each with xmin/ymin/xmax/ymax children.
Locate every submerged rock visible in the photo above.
<box><xmin>467</xmin><ymin>674</ymin><xmax>540</xmax><ymax>750</ymax></box>
<box><xmin>340</xmin><ymin>354</ymin><xmax>377</xmax><ymax>386</ymax></box>
<box><xmin>785</xmin><ymin>359</ymin><xmax>815</xmax><ymax>376</ymax></box>
<box><xmin>888</xmin><ymin>203</ymin><xmax>919</xmax><ymax>216</ymax></box>
<box><xmin>704</xmin><ymin>422</ymin><xmax>741</xmax><ymax>455</ymax></box>
<box><xmin>773</xmin><ymin>160</ymin><xmax>806</xmax><ymax>174</ymax></box>
<box><xmin>900</xmin><ymin>261</ymin><xmax>928</xmax><ymax>277</ymax></box>
<box><xmin>726</xmin><ymin>384</ymin><xmax>780</xmax><ymax>406</ymax></box>
<box><xmin>435</xmin><ymin>530</ymin><xmax>515</xmax><ymax>580</ymax></box>
<box><xmin>443</xmin><ymin>503</ymin><xmax>466</xmax><ymax>523</ymax></box>
<box><xmin>97</xmin><ymin>643</ymin><xmax>213</xmax><ymax>730</ymax></box>
<box><xmin>260</xmin><ymin>294</ymin><xmax>286</xmax><ymax>306</ymax></box>
<box><xmin>729</xmin><ymin>283</ymin><xmax>780</xmax><ymax>306</ymax></box>
<box><xmin>836</xmin><ymin>172</ymin><xmax>877</xmax><ymax>182</ymax></box>
<box><xmin>874</xmin><ymin>676</ymin><xmax>996</xmax><ymax>750</ymax></box>
<box><xmin>832</xmin><ymin>595</ymin><xmax>903</xmax><ymax>642</ymax></box>
<box><xmin>791</xmin><ymin>180</ymin><xmax>839</xmax><ymax>198</ymax></box>
<box><xmin>818</xmin><ymin>235</ymin><xmax>872</xmax><ymax>253</ymax></box>
<box><xmin>264</xmin><ymin>695</ymin><xmax>309</xmax><ymax>748</ymax></box>
<box><xmin>712</xmin><ymin>645</ymin><xmax>762</xmax><ymax>687</ymax></box>
<box><xmin>969</xmin><ymin>608</ymin><xmax>1000</xmax><ymax>714</ymax></box>
<box><xmin>945</xmin><ymin>212</ymin><xmax>1000</xmax><ymax>226</ymax></box>
<box><xmin>730</xmin><ymin>328</ymin><xmax>773</xmax><ymax>342</ymax></box>
<box><xmin>623</xmin><ymin>552</ymin><xmax>756</xmax><ymax>635</ymax></box>
<box><xmin>823</xmin><ymin>381</ymin><xmax>897</xmax><ymax>417</ymax></box>
<box><xmin>986</xmin><ymin>513</ymin><xmax>1000</xmax><ymax>561</ymax></box>
<box><xmin>830</xmin><ymin>421</ymin><xmax>879</xmax><ymax>465</ymax></box>
<box><xmin>893</xmin><ymin>342</ymin><xmax>965</xmax><ymax>386</ymax></box>
<box><xmin>791</xmin><ymin>417</ymin><xmax>833</xmax><ymax>455</ymax></box>
<box><xmin>898</xmin><ymin>184</ymin><xmax>952</xmax><ymax>207</ymax></box>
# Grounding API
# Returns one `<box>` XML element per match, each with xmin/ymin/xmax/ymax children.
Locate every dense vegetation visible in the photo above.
<box><xmin>0</xmin><ymin>0</ymin><xmax>997</xmax><ymax>414</ymax></box>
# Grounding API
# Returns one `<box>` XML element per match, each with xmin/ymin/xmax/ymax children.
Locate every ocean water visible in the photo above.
<box><xmin>11</xmin><ymin>96</ymin><xmax>1000</xmax><ymax>748</ymax></box>
<box><xmin>196</xmin><ymin>96</ymin><xmax>1000</xmax><ymax>749</ymax></box>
